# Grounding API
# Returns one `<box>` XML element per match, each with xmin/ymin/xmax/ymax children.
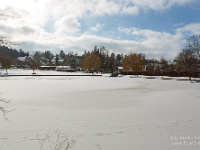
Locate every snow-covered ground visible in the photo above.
<box><xmin>0</xmin><ymin>69</ymin><xmax>200</xmax><ymax>150</ymax></box>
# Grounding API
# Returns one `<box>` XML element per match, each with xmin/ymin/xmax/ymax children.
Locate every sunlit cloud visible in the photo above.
<box><xmin>0</xmin><ymin>0</ymin><xmax>199</xmax><ymax>60</ymax></box>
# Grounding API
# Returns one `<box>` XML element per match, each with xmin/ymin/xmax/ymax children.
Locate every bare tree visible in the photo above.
<box><xmin>146</xmin><ymin>59</ymin><xmax>158</xmax><ymax>78</ymax></box>
<box><xmin>159</xmin><ymin>57</ymin><xmax>169</xmax><ymax>78</ymax></box>
<box><xmin>33</xmin><ymin>51</ymin><xmax>43</xmax><ymax>65</ymax></box>
<box><xmin>29</xmin><ymin>60</ymin><xmax>39</xmax><ymax>74</ymax></box>
<box><xmin>0</xmin><ymin>55</ymin><xmax>12</xmax><ymax>73</ymax></box>
<box><xmin>174</xmin><ymin>49</ymin><xmax>198</xmax><ymax>80</ymax></box>
<box><xmin>186</xmin><ymin>35</ymin><xmax>200</xmax><ymax>58</ymax></box>
<box><xmin>122</xmin><ymin>53</ymin><xmax>145</xmax><ymax>76</ymax></box>
<box><xmin>81</xmin><ymin>53</ymin><xmax>102</xmax><ymax>73</ymax></box>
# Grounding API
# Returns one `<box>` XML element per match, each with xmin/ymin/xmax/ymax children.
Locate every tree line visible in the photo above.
<box><xmin>0</xmin><ymin>35</ymin><xmax>200</xmax><ymax>79</ymax></box>
<box><xmin>80</xmin><ymin>35</ymin><xmax>200</xmax><ymax>79</ymax></box>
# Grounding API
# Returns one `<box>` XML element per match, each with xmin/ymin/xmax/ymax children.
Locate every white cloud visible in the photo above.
<box><xmin>121</xmin><ymin>5</ymin><xmax>140</xmax><ymax>15</ymax></box>
<box><xmin>54</xmin><ymin>15</ymin><xmax>81</xmax><ymax>34</ymax></box>
<box><xmin>89</xmin><ymin>23</ymin><xmax>104</xmax><ymax>32</ymax></box>
<box><xmin>14</xmin><ymin>30</ymin><xmax>182</xmax><ymax>61</ymax></box>
<box><xmin>1</xmin><ymin>0</ymin><xmax>199</xmax><ymax>61</ymax></box>
<box><xmin>117</xmin><ymin>23</ymin><xmax>200</xmax><ymax>59</ymax></box>
<box><xmin>1</xmin><ymin>0</ymin><xmax>197</xmax><ymax>21</ymax></box>
<box><xmin>118</xmin><ymin>26</ymin><xmax>186</xmax><ymax>59</ymax></box>
<box><xmin>118</xmin><ymin>27</ymin><xmax>180</xmax><ymax>40</ymax></box>
<box><xmin>0</xmin><ymin>0</ymin><xmax>37</xmax><ymax>14</ymax></box>
<box><xmin>118</xmin><ymin>27</ymin><xmax>132</xmax><ymax>34</ymax></box>
<box><xmin>47</xmin><ymin>0</ymin><xmax>137</xmax><ymax>18</ymax></box>
<box><xmin>173</xmin><ymin>22</ymin><xmax>184</xmax><ymax>27</ymax></box>
<box><xmin>130</xmin><ymin>0</ymin><xmax>196</xmax><ymax>11</ymax></box>
<box><xmin>176</xmin><ymin>23</ymin><xmax>200</xmax><ymax>35</ymax></box>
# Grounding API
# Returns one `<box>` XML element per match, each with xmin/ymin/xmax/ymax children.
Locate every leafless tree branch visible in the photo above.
<box><xmin>0</xmin><ymin>99</ymin><xmax>15</xmax><ymax>121</ymax></box>
<box><xmin>0</xmin><ymin>13</ymin><xmax>20</xmax><ymax>20</ymax></box>
<box><xmin>37</xmin><ymin>130</ymin><xmax>76</xmax><ymax>150</ymax></box>
<box><xmin>0</xmin><ymin>14</ymin><xmax>24</xmax><ymax>47</ymax></box>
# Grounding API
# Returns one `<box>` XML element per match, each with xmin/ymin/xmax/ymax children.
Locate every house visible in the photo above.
<box><xmin>51</xmin><ymin>56</ymin><xmax>64</xmax><ymax>64</ymax></box>
<box><xmin>17</xmin><ymin>56</ymin><xmax>27</xmax><ymax>62</ymax></box>
<box><xmin>39</xmin><ymin>66</ymin><xmax>56</xmax><ymax>70</ymax></box>
<box><xmin>55</xmin><ymin>66</ymin><xmax>75</xmax><ymax>72</ymax></box>
<box><xmin>17</xmin><ymin>56</ymin><xmax>34</xmax><ymax>68</ymax></box>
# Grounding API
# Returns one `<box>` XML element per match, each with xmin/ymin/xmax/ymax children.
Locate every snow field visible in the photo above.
<box><xmin>0</xmin><ymin>69</ymin><xmax>200</xmax><ymax>150</ymax></box>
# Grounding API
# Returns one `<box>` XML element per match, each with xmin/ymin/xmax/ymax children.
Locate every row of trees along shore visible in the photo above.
<box><xmin>0</xmin><ymin>35</ymin><xmax>200</xmax><ymax>79</ymax></box>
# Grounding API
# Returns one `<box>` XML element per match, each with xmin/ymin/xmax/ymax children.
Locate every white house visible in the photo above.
<box><xmin>17</xmin><ymin>56</ymin><xmax>27</xmax><ymax>62</ymax></box>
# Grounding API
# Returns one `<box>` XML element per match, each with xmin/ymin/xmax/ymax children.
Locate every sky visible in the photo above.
<box><xmin>0</xmin><ymin>0</ymin><xmax>200</xmax><ymax>60</ymax></box>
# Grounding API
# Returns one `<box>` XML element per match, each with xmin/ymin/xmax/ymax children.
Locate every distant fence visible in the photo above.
<box><xmin>38</xmin><ymin>66</ymin><xmax>79</xmax><ymax>72</ymax></box>
<box><xmin>120</xmin><ymin>71</ymin><xmax>200</xmax><ymax>78</ymax></box>
<box><xmin>6</xmin><ymin>74</ymin><xmax>102</xmax><ymax>77</ymax></box>
<box><xmin>38</xmin><ymin>66</ymin><xmax>56</xmax><ymax>70</ymax></box>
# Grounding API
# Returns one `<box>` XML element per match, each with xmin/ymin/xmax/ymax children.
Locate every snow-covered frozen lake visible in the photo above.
<box><xmin>0</xmin><ymin>69</ymin><xmax>200</xmax><ymax>150</ymax></box>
